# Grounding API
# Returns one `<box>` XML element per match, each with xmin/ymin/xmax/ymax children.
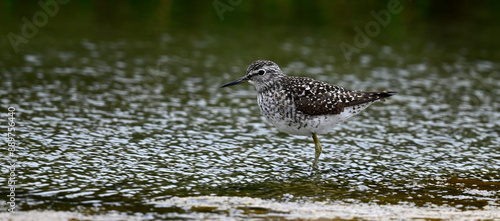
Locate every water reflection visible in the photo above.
<box><xmin>2</xmin><ymin>42</ymin><xmax>497</xmax><ymax>218</ymax></box>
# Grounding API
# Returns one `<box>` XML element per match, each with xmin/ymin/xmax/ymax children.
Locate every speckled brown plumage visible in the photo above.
<box><xmin>258</xmin><ymin>76</ymin><xmax>395</xmax><ymax>116</ymax></box>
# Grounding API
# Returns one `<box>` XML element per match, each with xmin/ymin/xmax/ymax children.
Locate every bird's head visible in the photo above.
<box><xmin>221</xmin><ymin>60</ymin><xmax>284</xmax><ymax>90</ymax></box>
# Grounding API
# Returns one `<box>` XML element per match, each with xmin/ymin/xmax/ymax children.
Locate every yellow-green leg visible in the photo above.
<box><xmin>312</xmin><ymin>133</ymin><xmax>322</xmax><ymax>169</ymax></box>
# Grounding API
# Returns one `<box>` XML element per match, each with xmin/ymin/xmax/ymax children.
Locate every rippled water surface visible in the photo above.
<box><xmin>1</xmin><ymin>1</ymin><xmax>499</xmax><ymax>220</ymax></box>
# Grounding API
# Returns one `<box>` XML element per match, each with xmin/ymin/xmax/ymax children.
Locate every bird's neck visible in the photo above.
<box><xmin>255</xmin><ymin>78</ymin><xmax>284</xmax><ymax>94</ymax></box>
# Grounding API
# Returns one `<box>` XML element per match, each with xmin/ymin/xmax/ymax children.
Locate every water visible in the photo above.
<box><xmin>1</xmin><ymin>1</ymin><xmax>499</xmax><ymax>220</ymax></box>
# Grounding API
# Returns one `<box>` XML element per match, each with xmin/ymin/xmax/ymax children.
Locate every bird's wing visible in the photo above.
<box><xmin>286</xmin><ymin>77</ymin><xmax>394</xmax><ymax>116</ymax></box>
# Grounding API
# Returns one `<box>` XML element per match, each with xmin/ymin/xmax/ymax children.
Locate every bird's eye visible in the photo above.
<box><xmin>258</xmin><ymin>70</ymin><xmax>266</xmax><ymax>75</ymax></box>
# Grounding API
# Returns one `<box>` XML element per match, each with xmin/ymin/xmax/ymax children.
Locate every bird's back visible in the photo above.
<box><xmin>256</xmin><ymin>76</ymin><xmax>395</xmax><ymax>135</ymax></box>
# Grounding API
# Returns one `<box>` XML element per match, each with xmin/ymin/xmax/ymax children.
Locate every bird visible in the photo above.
<box><xmin>221</xmin><ymin>60</ymin><xmax>396</xmax><ymax>169</ymax></box>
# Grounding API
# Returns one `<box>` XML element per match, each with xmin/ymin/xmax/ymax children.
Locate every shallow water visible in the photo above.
<box><xmin>1</xmin><ymin>1</ymin><xmax>499</xmax><ymax>220</ymax></box>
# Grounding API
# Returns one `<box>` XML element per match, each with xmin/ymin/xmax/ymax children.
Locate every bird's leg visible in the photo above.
<box><xmin>312</xmin><ymin>133</ymin><xmax>322</xmax><ymax>169</ymax></box>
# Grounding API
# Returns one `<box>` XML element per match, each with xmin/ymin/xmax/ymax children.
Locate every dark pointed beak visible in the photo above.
<box><xmin>221</xmin><ymin>76</ymin><xmax>249</xmax><ymax>88</ymax></box>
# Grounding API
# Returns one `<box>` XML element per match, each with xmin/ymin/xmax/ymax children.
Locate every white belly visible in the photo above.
<box><xmin>258</xmin><ymin>98</ymin><xmax>373</xmax><ymax>136</ymax></box>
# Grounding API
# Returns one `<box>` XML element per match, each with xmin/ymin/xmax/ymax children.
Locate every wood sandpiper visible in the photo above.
<box><xmin>222</xmin><ymin>60</ymin><xmax>396</xmax><ymax>169</ymax></box>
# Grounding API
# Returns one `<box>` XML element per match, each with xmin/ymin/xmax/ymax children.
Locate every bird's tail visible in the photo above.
<box><xmin>346</xmin><ymin>90</ymin><xmax>397</xmax><ymax>106</ymax></box>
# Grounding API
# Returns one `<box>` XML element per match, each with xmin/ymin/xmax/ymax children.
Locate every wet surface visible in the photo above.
<box><xmin>0</xmin><ymin>1</ymin><xmax>499</xmax><ymax>220</ymax></box>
